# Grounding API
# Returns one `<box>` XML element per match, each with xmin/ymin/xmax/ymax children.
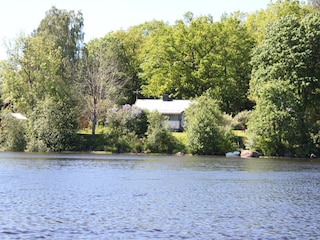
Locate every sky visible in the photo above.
<box><xmin>0</xmin><ymin>0</ymin><xmax>271</xmax><ymax>60</ymax></box>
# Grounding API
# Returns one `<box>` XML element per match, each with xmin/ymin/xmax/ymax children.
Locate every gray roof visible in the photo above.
<box><xmin>134</xmin><ymin>99</ymin><xmax>192</xmax><ymax>114</ymax></box>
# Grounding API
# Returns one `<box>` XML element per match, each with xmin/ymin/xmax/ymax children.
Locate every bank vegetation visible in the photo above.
<box><xmin>1</xmin><ymin>0</ymin><xmax>320</xmax><ymax>157</ymax></box>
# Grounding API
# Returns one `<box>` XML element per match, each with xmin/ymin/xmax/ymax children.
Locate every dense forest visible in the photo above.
<box><xmin>0</xmin><ymin>0</ymin><xmax>320</xmax><ymax>157</ymax></box>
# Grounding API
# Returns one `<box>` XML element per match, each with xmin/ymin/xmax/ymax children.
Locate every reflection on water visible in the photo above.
<box><xmin>0</xmin><ymin>152</ymin><xmax>319</xmax><ymax>239</ymax></box>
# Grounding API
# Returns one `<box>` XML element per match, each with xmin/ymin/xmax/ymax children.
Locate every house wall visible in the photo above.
<box><xmin>166</xmin><ymin>114</ymin><xmax>183</xmax><ymax>131</ymax></box>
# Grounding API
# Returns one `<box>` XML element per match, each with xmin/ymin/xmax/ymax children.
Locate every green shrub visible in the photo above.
<box><xmin>26</xmin><ymin>96</ymin><xmax>79</xmax><ymax>152</ymax></box>
<box><xmin>145</xmin><ymin>111</ymin><xmax>180</xmax><ymax>153</ymax></box>
<box><xmin>232</xmin><ymin>110</ymin><xmax>251</xmax><ymax>130</ymax></box>
<box><xmin>103</xmin><ymin>105</ymin><xmax>148</xmax><ymax>153</ymax></box>
<box><xmin>185</xmin><ymin>94</ymin><xmax>235</xmax><ymax>155</ymax></box>
<box><xmin>172</xmin><ymin>132</ymin><xmax>188</xmax><ymax>153</ymax></box>
<box><xmin>106</xmin><ymin>105</ymin><xmax>148</xmax><ymax>137</ymax></box>
<box><xmin>0</xmin><ymin>112</ymin><xmax>27</xmax><ymax>152</ymax></box>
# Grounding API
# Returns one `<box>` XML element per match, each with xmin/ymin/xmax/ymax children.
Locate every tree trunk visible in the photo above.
<box><xmin>92</xmin><ymin>96</ymin><xmax>97</xmax><ymax>144</ymax></box>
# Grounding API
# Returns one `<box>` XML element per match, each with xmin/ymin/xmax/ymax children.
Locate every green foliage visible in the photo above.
<box><xmin>112</xmin><ymin>21</ymin><xmax>163</xmax><ymax>104</ymax></box>
<box><xmin>1</xmin><ymin>35</ymin><xmax>65</xmax><ymax>112</ymax></box>
<box><xmin>1</xmin><ymin>6</ymin><xmax>84</xmax><ymax>116</ymax></box>
<box><xmin>103</xmin><ymin>127</ymin><xmax>144</xmax><ymax>153</ymax></box>
<box><xmin>36</xmin><ymin>6</ymin><xmax>84</xmax><ymax>63</ymax></box>
<box><xmin>26</xmin><ymin>96</ymin><xmax>79</xmax><ymax>152</ymax></box>
<box><xmin>74</xmin><ymin>133</ymin><xmax>107</xmax><ymax>152</ymax></box>
<box><xmin>35</xmin><ymin>6</ymin><xmax>84</xmax><ymax>110</ymax></box>
<box><xmin>107</xmin><ymin>104</ymin><xmax>148</xmax><ymax>137</ymax></box>
<box><xmin>248</xmin><ymin>81</ymin><xmax>300</xmax><ymax>156</ymax></box>
<box><xmin>139</xmin><ymin>14</ymin><xmax>254</xmax><ymax>114</ymax></box>
<box><xmin>249</xmin><ymin>13</ymin><xmax>320</xmax><ymax>157</ymax></box>
<box><xmin>145</xmin><ymin>111</ymin><xmax>180</xmax><ymax>153</ymax></box>
<box><xmin>2</xmin><ymin>5</ymin><xmax>320</xmax><ymax>156</ymax></box>
<box><xmin>172</xmin><ymin>132</ymin><xmax>188</xmax><ymax>153</ymax></box>
<box><xmin>185</xmin><ymin>94</ymin><xmax>235</xmax><ymax>155</ymax></box>
<box><xmin>232</xmin><ymin>110</ymin><xmax>252</xmax><ymax>130</ymax></box>
<box><xmin>246</xmin><ymin>0</ymin><xmax>311</xmax><ymax>44</ymax></box>
<box><xmin>104</xmin><ymin>105</ymin><xmax>147</xmax><ymax>153</ymax></box>
<box><xmin>0</xmin><ymin>112</ymin><xmax>26</xmax><ymax>152</ymax></box>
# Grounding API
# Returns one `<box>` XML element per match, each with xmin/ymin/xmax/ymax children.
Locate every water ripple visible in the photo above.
<box><xmin>0</xmin><ymin>153</ymin><xmax>320</xmax><ymax>239</ymax></box>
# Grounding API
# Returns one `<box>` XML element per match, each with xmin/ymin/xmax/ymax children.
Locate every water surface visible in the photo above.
<box><xmin>0</xmin><ymin>152</ymin><xmax>319</xmax><ymax>239</ymax></box>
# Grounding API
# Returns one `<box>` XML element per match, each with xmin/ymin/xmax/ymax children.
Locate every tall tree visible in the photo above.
<box><xmin>208</xmin><ymin>14</ymin><xmax>255</xmax><ymax>113</ymax></box>
<box><xmin>140</xmin><ymin>13</ymin><xmax>216</xmax><ymax>99</ymax></box>
<box><xmin>36</xmin><ymin>6</ymin><xmax>84</xmax><ymax>100</ymax></box>
<box><xmin>248</xmin><ymin>81</ymin><xmax>300</xmax><ymax>156</ymax></box>
<box><xmin>80</xmin><ymin>35</ymin><xmax>128</xmax><ymax>137</ymax></box>
<box><xmin>1</xmin><ymin>7</ymin><xmax>84</xmax><ymax>112</ymax></box>
<box><xmin>0</xmin><ymin>7</ymin><xmax>84</xmax><ymax>152</ymax></box>
<box><xmin>111</xmin><ymin>21</ymin><xmax>164</xmax><ymax>103</ymax></box>
<box><xmin>140</xmin><ymin>13</ymin><xmax>254</xmax><ymax>114</ymax></box>
<box><xmin>248</xmin><ymin>13</ymin><xmax>320</xmax><ymax>156</ymax></box>
<box><xmin>36</xmin><ymin>6</ymin><xmax>84</xmax><ymax>62</ymax></box>
<box><xmin>1</xmin><ymin>35</ymin><xmax>64</xmax><ymax>112</ymax></box>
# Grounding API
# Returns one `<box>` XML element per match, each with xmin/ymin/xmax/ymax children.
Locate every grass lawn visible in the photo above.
<box><xmin>77</xmin><ymin>126</ymin><xmax>107</xmax><ymax>135</ymax></box>
<box><xmin>172</xmin><ymin>131</ymin><xmax>187</xmax><ymax>142</ymax></box>
<box><xmin>233</xmin><ymin>130</ymin><xmax>248</xmax><ymax>138</ymax></box>
<box><xmin>76</xmin><ymin>126</ymin><xmax>108</xmax><ymax>151</ymax></box>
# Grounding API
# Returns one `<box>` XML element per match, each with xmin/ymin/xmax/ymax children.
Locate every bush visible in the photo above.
<box><xmin>106</xmin><ymin>105</ymin><xmax>148</xmax><ymax>137</ymax></box>
<box><xmin>145</xmin><ymin>111</ymin><xmax>180</xmax><ymax>153</ymax></box>
<box><xmin>185</xmin><ymin>94</ymin><xmax>235</xmax><ymax>155</ymax></box>
<box><xmin>172</xmin><ymin>132</ymin><xmax>188</xmax><ymax>153</ymax></box>
<box><xmin>26</xmin><ymin>96</ymin><xmax>79</xmax><ymax>152</ymax></box>
<box><xmin>0</xmin><ymin>112</ymin><xmax>26</xmax><ymax>152</ymax></box>
<box><xmin>104</xmin><ymin>105</ymin><xmax>147</xmax><ymax>153</ymax></box>
<box><xmin>232</xmin><ymin>110</ymin><xmax>251</xmax><ymax>130</ymax></box>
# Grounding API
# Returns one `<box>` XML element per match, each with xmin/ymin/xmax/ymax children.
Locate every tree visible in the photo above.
<box><xmin>111</xmin><ymin>21</ymin><xmax>163</xmax><ymax>103</ymax></box>
<box><xmin>185</xmin><ymin>93</ymin><xmax>235</xmax><ymax>155</ymax></box>
<box><xmin>249</xmin><ymin>13</ymin><xmax>320</xmax><ymax>157</ymax></box>
<box><xmin>207</xmin><ymin>15</ymin><xmax>255</xmax><ymax>113</ymax></box>
<box><xmin>246</xmin><ymin>0</ymin><xmax>311</xmax><ymax>44</ymax></box>
<box><xmin>247</xmin><ymin>81</ymin><xmax>300</xmax><ymax>156</ymax></box>
<box><xmin>1</xmin><ymin>35</ymin><xmax>65</xmax><ymax>112</ymax></box>
<box><xmin>1</xmin><ymin>6</ymin><xmax>84</xmax><ymax>113</ymax></box>
<box><xmin>36</xmin><ymin>6</ymin><xmax>84</xmax><ymax>64</ymax></box>
<box><xmin>80</xmin><ymin>35</ymin><xmax>128</xmax><ymax>137</ymax></box>
<box><xmin>35</xmin><ymin>6</ymin><xmax>84</xmax><ymax>110</ymax></box>
<box><xmin>140</xmin><ymin>13</ymin><xmax>254</xmax><ymax>114</ymax></box>
<box><xmin>0</xmin><ymin>7</ymin><xmax>83</xmax><ymax>153</ymax></box>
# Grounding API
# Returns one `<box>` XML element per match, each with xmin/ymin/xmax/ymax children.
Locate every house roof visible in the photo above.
<box><xmin>134</xmin><ymin>99</ymin><xmax>192</xmax><ymax>114</ymax></box>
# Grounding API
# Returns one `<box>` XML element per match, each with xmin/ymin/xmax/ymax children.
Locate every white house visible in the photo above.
<box><xmin>134</xmin><ymin>95</ymin><xmax>192</xmax><ymax>131</ymax></box>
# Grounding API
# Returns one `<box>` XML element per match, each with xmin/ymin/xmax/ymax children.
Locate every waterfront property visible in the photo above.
<box><xmin>134</xmin><ymin>94</ymin><xmax>192</xmax><ymax>131</ymax></box>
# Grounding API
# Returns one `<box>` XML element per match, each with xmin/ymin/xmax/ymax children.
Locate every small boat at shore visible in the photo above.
<box><xmin>225</xmin><ymin>151</ymin><xmax>241</xmax><ymax>157</ymax></box>
<box><xmin>226</xmin><ymin>150</ymin><xmax>261</xmax><ymax>158</ymax></box>
<box><xmin>240</xmin><ymin>150</ymin><xmax>260</xmax><ymax>158</ymax></box>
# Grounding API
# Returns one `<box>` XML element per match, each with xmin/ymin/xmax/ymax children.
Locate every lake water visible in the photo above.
<box><xmin>0</xmin><ymin>152</ymin><xmax>319</xmax><ymax>239</ymax></box>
